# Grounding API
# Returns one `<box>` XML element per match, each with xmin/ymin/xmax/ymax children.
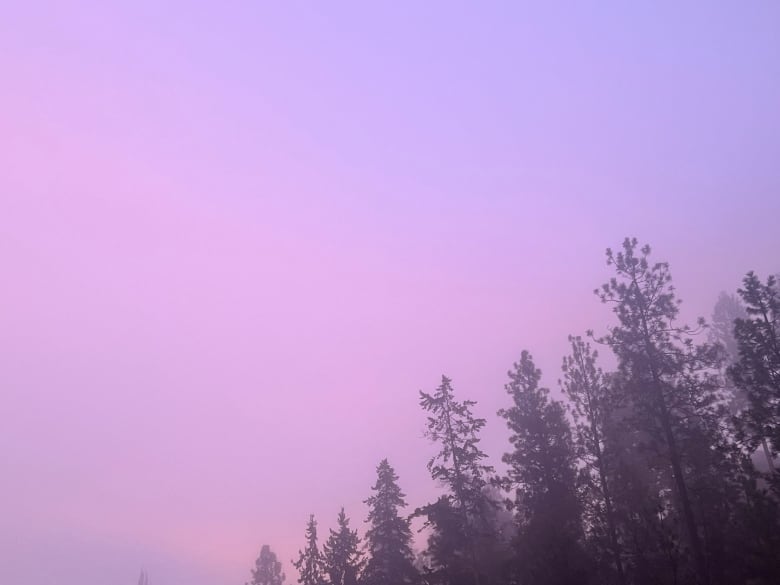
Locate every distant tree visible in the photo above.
<box><xmin>594</xmin><ymin>238</ymin><xmax>724</xmax><ymax>585</ymax></box>
<box><xmin>561</xmin><ymin>336</ymin><xmax>625</xmax><ymax>585</ymax></box>
<box><xmin>710</xmin><ymin>292</ymin><xmax>747</xmax><ymax>362</ymax></box>
<box><xmin>499</xmin><ymin>350</ymin><xmax>589</xmax><ymax>585</ymax></box>
<box><xmin>248</xmin><ymin>545</ymin><xmax>285</xmax><ymax>585</ymax></box>
<box><xmin>709</xmin><ymin>292</ymin><xmax>749</xmax><ymax>413</ymax></box>
<box><xmin>730</xmin><ymin>271</ymin><xmax>780</xmax><ymax>472</ymax></box>
<box><xmin>417</xmin><ymin>375</ymin><xmax>495</xmax><ymax>585</ymax></box>
<box><xmin>138</xmin><ymin>570</ymin><xmax>150</xmax><ymax>585</ymax></box>
<box><xmin>293</xmin><ymin>515</ymin><xmax>327</xmax><ymax>585</ymax></box>
<box><xmin>323</xmin><ymin>508</ymin><xmax>363</xmax><ymax>585</ymax></box>
<box><xmin>362</xmin><ymin>459</ymin><xmax>419</xmax><ymax>585</ymax></box>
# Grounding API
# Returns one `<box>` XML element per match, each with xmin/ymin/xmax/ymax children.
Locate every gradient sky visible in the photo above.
<box><xmin>2</xmin><ymin>2</ymin><xmax>780</xmax><ymax>584</ymax></box>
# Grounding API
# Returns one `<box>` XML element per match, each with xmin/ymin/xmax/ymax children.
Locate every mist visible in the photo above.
<box><xmin>2</xmin><ymin>3</ymin><xmax>780</xmax><ymax>585</ymax></box>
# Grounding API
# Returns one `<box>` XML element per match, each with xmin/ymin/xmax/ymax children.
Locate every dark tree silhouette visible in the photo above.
<box><xmin>594</xmin><ymin>238</ymin><xmax>724</xmax><ymax>585</ymax></box>
<box><xmin>561</xmin><ymin>336</ymin><xmax>626</xmax><ymax>585</ymax></box>
<box><xmin>323</xmin><ymin>508</ymin><xmax>363</xmax><ymax>585</ymax></box>
<box><xmin>362</xmin><ymin>459</ymin><xmax>419</xmax><ymax>585</ymax></box>
<box><xmin>417</xmin><ymin>375</ymin><xmax>495</xmax><ymax>585</ymax></box>
<box><xmin>730</xmin><ymin>271</ymin><xmax>780</xmax><ymax>473</ymax></box>
<box><xmin>499</xmin><ymin>350</ymin><xmax>589</xmax><ymax>585</ymax></box>
<box><xmin>293</xmin><ymin>515</ymin><xmax>327</xmax><ymax>585</ymax></box>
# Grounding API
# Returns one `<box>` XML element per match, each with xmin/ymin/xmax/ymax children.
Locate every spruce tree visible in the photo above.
<box><xmin>248</xmin><ymin>545</ymin><xmax>285</xmax><ymax>585</ymax></box>
<box><xmin>323</xmin><ymin>508</ymin><xmax>363</xmax><ymax>585</ymax></box>
<box><xmin>293</xmin><ymin>515</ymin><xmax>327</xmax><ymax>585</ymax></box>
<box><xmin>362</xmin><ymin>459</ymin><xmax>419</xmax><ymax>585</ymax></box>
<box><xmin>418</xmin><ymin>375</ymin><xmax>495</xmax><ymax>585</ymax></box>
<box><xmin>498</xmin><ymin>350</ymin><xmax>588</xmax><ymax>585</ymax></box>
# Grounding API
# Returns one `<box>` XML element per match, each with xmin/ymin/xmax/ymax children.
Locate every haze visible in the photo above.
<box><xmin>2</xmin><ymin>2</ymin><xmax>779</xmax><ymax>584</ymax></box>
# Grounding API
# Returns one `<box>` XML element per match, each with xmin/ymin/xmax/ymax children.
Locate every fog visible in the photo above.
<box><xmin>2</xmin><ymin>3</ymin><xmax>779</xmax><ymax>585</ymax></box>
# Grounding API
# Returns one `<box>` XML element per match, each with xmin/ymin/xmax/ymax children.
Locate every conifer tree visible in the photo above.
<box><xmin>730</xmin><ymin>271</ymin><xmax>780</xmax><ymax>471</ymax></box>
<box><xmin>710</xmin><ymin>292</ymin><xmax>747</xmax><ymax>362</ymax></box>
<box><xmin>594</xmin><ymin>238</ymin><xmax>724</xmax><ymax>585</ymax></box>
<box><xmin>248</xmin><ymin>545</ymin><xmax>285</xmax><ymax>585</ymax></box>
<box><xmin>362</xmin><ymin>459</ymin><xmax>419</xmax><ymax>585</ymax></box>
<box><xmin>293</xmin><ymin>515</ymin><xmax>327</xmax><ymax>585</ymax></box>
<box><xmin>709</xmin><ymin>292</ymin><xmax>749</xmax><ymax>414</ymax></box>
<box><xmin>323</xmin><ymin>508</ymin><xmax>363</xmax><ymax>585</ymax></box>
<box><xmin>498</xmin><ymin>350</ymin><xmax>588</xmax><ymax>585</ymax></box>
<box><xmin>418</xmin><ymin>375</ymin><xmax>495</xmax><ymax>585</ymax></box>
<box><xmin>561</xmin><ymin>336</ymin><xmax>625</xmax><ymax>585</ymax></box>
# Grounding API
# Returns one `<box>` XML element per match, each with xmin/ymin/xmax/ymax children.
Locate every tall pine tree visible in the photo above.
<box><xmin>293</xmin><ymin>515</ymin><xmax>327</xmax><ymax>585</ymax></box>
<box><xmin>595</xmin><ymin>238</ymin><xmax>724</xmax><ymax>585</ymax></box>
<box><xmin>499</xmin><ymin>350</ymin><xmax>588</xmax><ymax>585</ymax></box>
<box><xmin>561</xmin><ymin>336</ymin><xmax>625</xmax><ymax>585</ymax></box>
<box><xmin>323</xmin><ymin>508</ymin><xmax>363</xmax><ymax>585</ymax></box>
<box><xmin>730</xmin><ymin>271</ymin><xmax>780</xmax><ymax>472</ymax></box>
<box><xmin>362</xmin><ymin>459</ymin><xmax>419</xmax><ymax>585</ymax></box>
<box><xmin>418</xmin><ymin>375</ymin><xmax>495</xmax><ymax>585</ymax></box>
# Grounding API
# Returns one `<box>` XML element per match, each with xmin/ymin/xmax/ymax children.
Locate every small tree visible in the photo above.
<box><xmin>293</xmin><ymin>515</ymin><xmax>326</xmax><ymax>585</ymax></box>
<box><xmin>323</xmin><ymin>508</ymin><xmax>363</xmax><ymax>585</ymax></box>
<box><xmin>248</xmin><ymin>545</ymin><xmax>285</xmax><ymax>585</ymax></box>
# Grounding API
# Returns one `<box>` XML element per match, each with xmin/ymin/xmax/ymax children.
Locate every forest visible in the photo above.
<box><xmin>243</xmin><ymin>237</ymin><xmax>780</xmax><ymax>585</ymax></box>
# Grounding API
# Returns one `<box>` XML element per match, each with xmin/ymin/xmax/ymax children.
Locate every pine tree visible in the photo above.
<box><xmin>561</xmin><ymin>336</ymin><xmax>625</xmax><ymax>585</ymax></box>
<box><xmin>138</xmin><ymin>570</ymin><xmax>150</xmax><ymax>585</ymax></box>
<box><xmin>417</xmin><ymin>375</ymin><xmax>495</xmax><ymax>585</ymax></box>
<box><xmin>362</xmin><ymin>459</ymin><xmax>419</xmax><ymax>585</ymax></box>
<box><xmin>498</xmin><ymin>350</ymin><xmax>588</xmax><ymax>585</ymax></box>
<box><xmin>710</xmin><ymin>292</ymin><xmax>747</xmax><ymax>363</ymax></box>
<box><xmin>730</xmin><ymin>271</ymin><xmax>780</xmax><ymax>472</ymax></box>
<box><xmin>323</xmin><ymin>508</ymin><xmax>363</xmax><ymax>585</ymax></box>
<box><xmin>293</xmin><ymin>515</ymin><xmax>327</xmax><ymax>585</ymax></box>
<box><xmin>594</xmin><ymin>238</ymin><xmax>724</xmax><ymax>585</ymax></box>
<box><xmin>248</xmin><ymin>545</ymin><xmax>285</xmax><ymax>585</ymax></box>
<box><xmin>709</xmin><ymin>291</ymin><xmax>749</xmax><ymax>416</ymax></box>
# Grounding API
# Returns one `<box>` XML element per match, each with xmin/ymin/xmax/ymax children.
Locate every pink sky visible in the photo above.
<box><xmin>2</xmin><ymin>3</ymin><xmax>780</xmax><ymax>584</ymax></box>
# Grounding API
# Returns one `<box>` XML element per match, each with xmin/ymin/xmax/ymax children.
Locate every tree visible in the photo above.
<box><xmin>248</xmin><ymin>545</ymin><xmax>286</xmax><ymax>585</ymax></box>
<box><xmin>499</xmin><ymin>350</ymin><xmax>589</xmax><ymax>585</ymax></box>
<box><xmin>362</xmin><ymin>459</ymin><xmax>419</xmax><ymax>585</ymax></box>
<box><xmin>709</xmin><ymin>292</ymin><xmax>749</xmax><ymax>415</ymax></box>
<box><xmin>710</xmin><ymin>292</ymin><xmax>747</xmax><ymax>363</ymax></box>
<box><xmin>323</xmin><ymin>508</ymin><xmax>363</xmax><ymax>585</ymax></box>
<box><xmin>730</xmin><ymin>271</ymin><xmax>780</xmax><ymax>471</ymax></box>
<box><xmin>138</xmin><ymin>570</ymin><xmax>150</xmax><ymax>585</ymax></box>
<box><xmin>561</xmin><ymin>336</ymin><xmax>625</xmax><ymax>585</ymax></box>
<box><xmin>594</xmin><ymin>238</ymin><xmax>724</xmax><ymax>585</ymax></box>
<box><xmin>293</xmin><ymin>515</ymin><xmax>327</xmax><ymax>585</ymax></box>
<box><xmin>417</xmin><ymin>375</ymin><xmax>495</xmax><ymax>585</ymax></box>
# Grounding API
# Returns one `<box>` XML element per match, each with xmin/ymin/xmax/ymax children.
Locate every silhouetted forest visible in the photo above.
<box><xmin>245</xmin><ymin>238</ymin><xmax>780</xmax><ymax>585</ymax></box>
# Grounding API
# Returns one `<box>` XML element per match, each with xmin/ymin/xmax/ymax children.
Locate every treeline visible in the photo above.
<box><xmin>247</xmin><ymin>238</ymin><xmax>780</xmax><ymax>585</ymax></box>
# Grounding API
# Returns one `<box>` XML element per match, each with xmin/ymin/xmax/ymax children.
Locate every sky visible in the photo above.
<box><xmin>1</xmin><ymin>2</ymin><xmax>779</xmax><ymax>584</ymax></box>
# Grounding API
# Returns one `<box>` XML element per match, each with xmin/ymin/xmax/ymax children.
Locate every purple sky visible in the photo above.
<box><xmin>2</xmin><ymin>2</ymin><xmax>780</xmax><ymax>584</ymax></box>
